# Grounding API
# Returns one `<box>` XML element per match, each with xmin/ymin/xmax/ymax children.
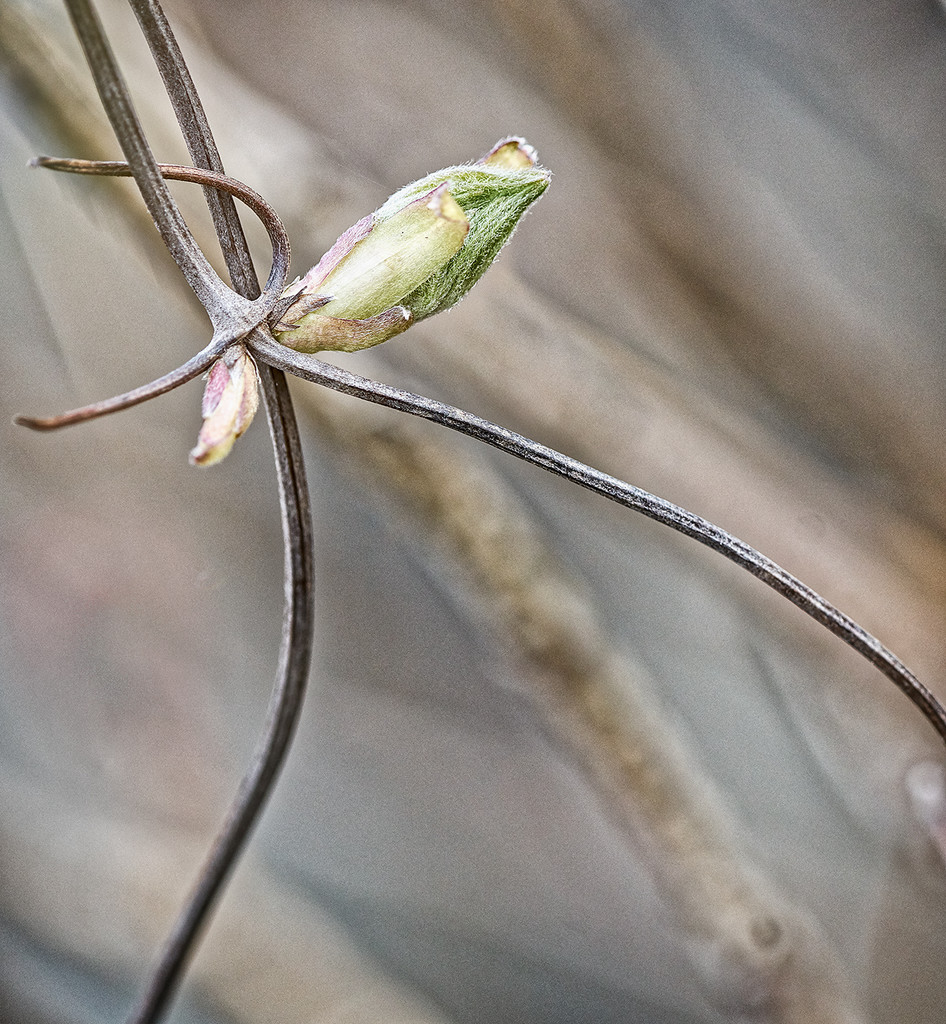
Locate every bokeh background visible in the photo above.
<box><xmin>3</xmin><ymin>1</ymin><xmax>946</xmax><ymax>1021</ymax></box>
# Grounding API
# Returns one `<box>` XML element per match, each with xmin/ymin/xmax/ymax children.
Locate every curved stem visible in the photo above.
<box><xmin>128</xmin><ymin>0</ymin><xmax>260</xmax><ymax>299</ymax></box>
<box><xmin>32</xmin><ymin>158</ymin><xmax>290</xmax><ymax>306</ymax></box>
<box><xmin>16</xmin><ymin>159</ymin><xmax>292</xmax><ymax>432</ymax></box>
<box><xmin>13</xmin><ymin>336</ymin><xmax>226</xmax><ymax>431</ymax></box>
<box><xmin>251</xmin><ymin>332</ymin><xmax>946</xmax><ymax>749</ymax></box>
<box><xmin>126</xmin><ymin>364</ymin><xmax>314</xmax><ymax>1024</ymax></box>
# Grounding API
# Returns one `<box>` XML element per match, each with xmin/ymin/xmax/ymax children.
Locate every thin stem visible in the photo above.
<box><xmin>62</xmin><ymin>0</ymin><xmax>281</xmax><ymax>340</ymax></box>
<box><xmin>98</xmin><ymin>3</ymin><xmax>317</xmax><ymax>1023</ymax></box>
<box><xmin>128</xmin><ymin>0</ymin><xmax>259</xmax><ymax>298</ymax></box>
<box><xmin>42</xmin><ymin>10</ymin><xmax>946</xmax><ymax>1024</ymax></box>
<box><xmin>14</xmin><ymin>340</ymin><xmax>224</xmax><ymax>431</ymax></box>
<box><xmin>63</xmin><ymin>0</ymin><xmax>231</xmax><ymax>319</ymax></box>
<box><xmin>250</xmin><ymin>332</ymin><xmax>946</xmax><ymax>749</ymax></box>
<box><xmin>126</xmin><ymin>363</ymin><xmax>314</xmax><ymax>1024</ymax></box>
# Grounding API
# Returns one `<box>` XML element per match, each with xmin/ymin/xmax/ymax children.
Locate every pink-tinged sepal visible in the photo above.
<box><xmin>189</xmin><ymin>347</ymin><xmax>260</xmax><ymax>467</ymax></box>
<box><xmin>295</xmin><ymin>212</ymin><xmax>374</xmax><ymax>296</ymax></box>
<box><xmin>277</xmin><ymin>305</ymin><xmax>412</xmax><ymax>354</ymax></box>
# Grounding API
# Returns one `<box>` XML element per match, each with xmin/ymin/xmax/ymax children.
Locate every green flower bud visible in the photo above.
<box><xmin>189</xmin><ymin>347</ymin><xmax>259</xmax><ymax>467</ymax></box>
<box><xmin>274</xmin><ymin>138</ymin><xmax>549</xmax><ymax>354</ymax></box>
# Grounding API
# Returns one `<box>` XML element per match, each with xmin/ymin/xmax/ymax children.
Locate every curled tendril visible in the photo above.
<box><xmin>15</xmin><ymin>158</ymin><xmax>291</xmax><ymax>431</ymax></box>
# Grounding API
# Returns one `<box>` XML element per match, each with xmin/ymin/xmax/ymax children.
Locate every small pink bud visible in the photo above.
<box><xmin>189</xmin><ymin>347</ymin><xmax>259</xmax><ymax>467</ymax></box>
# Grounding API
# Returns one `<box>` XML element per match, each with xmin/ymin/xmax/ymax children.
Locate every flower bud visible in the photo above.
<box><xmin>189</xmin><ymin>347</ymin><xmax>259</xmax><ymax>467</ymax></box>
<box><xmin>275</xmin><ymin>138</ymin><xmax>549</xmax><ymax>353</ymax></box>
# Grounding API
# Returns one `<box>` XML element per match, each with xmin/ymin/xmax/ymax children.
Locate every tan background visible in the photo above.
<box><xmin>2</xmin><ymin>1</ymin><xmax>946</xmax><ymax>1021</ymax></box>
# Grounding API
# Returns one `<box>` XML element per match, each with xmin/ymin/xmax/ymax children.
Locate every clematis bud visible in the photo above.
<box><xmin>275</xmin><ymin>137</ymin><xmax>550</xmax><ymax>353</ymax></box>
<box><xmin>189</xmin><ymin>347</ymin><xmax>259</xmax><ymax>467</ymax></box>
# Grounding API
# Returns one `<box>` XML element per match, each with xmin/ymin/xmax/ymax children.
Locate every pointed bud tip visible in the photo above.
<box><xmin>480</xmin><ymin>137</ymin><xmax>540</xmax><ymax>170</ymax></box>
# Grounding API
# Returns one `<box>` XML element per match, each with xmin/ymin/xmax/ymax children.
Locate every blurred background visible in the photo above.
<box><xmin>3</xmin><ymin>1</ymin><xmax>946</xmax><ymax>1021</ymax></box>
